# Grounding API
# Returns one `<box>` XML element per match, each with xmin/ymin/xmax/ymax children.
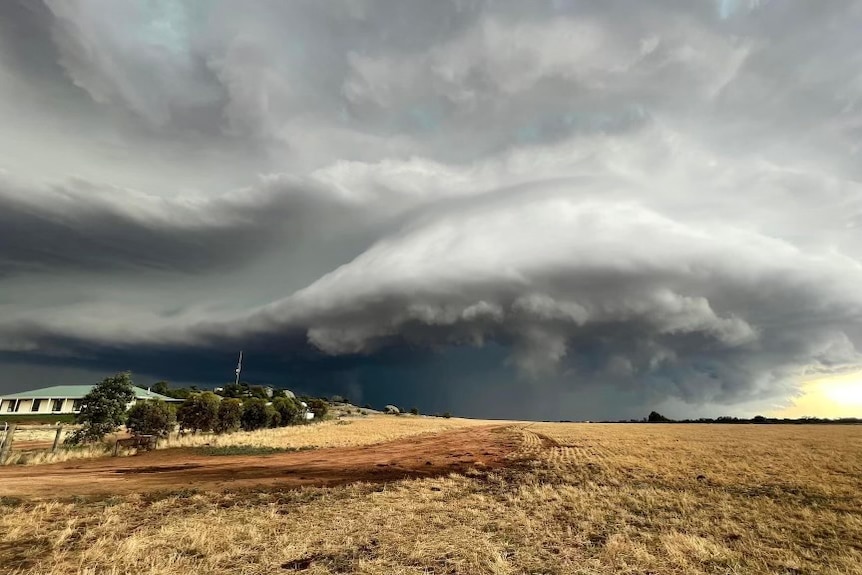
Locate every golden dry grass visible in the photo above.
<box><xmin>2</xmin><ymin>422</ymin><xmax>861</xmax><ymax>575</ymax></box>
<box><xmin>160</xmin><ymin>414</ymin><xmax>491</xmax><ymax>451</ymax></box>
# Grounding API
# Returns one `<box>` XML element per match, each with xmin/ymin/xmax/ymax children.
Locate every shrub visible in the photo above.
<box><xmin>241</xmin><ymin>398</ymin><xmax>270</xmax><ymax>431</ymax></box>
<box><xmin>307</xmin><ymin>398</ymin><xmax>329</xmax><ymax>419</ymax></box>
<box><xmin>272</xmin><ymin>397</ymin><xmax>301</xmax><ymax>426</ymax></box>
<box><xmin>410</xmin><ymin>407</ymin><xmax>419</xmax><ymax>415</ymax></box>
<box><xmin>268</xmin><ymin>405</ymin><xmax>281</xmax><ymax>428</ymax></box>
<box><xmin>442</xmin><ymin>412</ymin><xmax>452</xmax><ymax>419</ymax></box>
<box><xmin>65</xmin><ymin>372</ymin><xmax>136</xmax><ymax>445</ymax></box>
<box><xmin>215</xmin><ymin>398</ymin><xmax>243</xmax><ymax>433</ymax></box>
<box><xmin>126</xmin><ymin>400</ymin><xmax>176</xmax><ymax>437</ymax></box>
<box><xmin>177</xmin><ymin>392</ymin><xmax>221</xmax><ymax>433</ymax></box>
<box><xmin>201</xmin><ymin>445</ymin><xmax>312</xmax><ymax>456</ymax></box>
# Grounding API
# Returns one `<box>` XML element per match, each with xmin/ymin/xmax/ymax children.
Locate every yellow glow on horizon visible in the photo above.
<box><xmin>772</xmin><ymin>372</ymin><xmax>862</xmax><ymax>419</ymax></box>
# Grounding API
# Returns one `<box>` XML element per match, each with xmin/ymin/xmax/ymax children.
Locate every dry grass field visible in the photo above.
<box><xmin>160</xmin><ymin>414</ymin><xmax>491</xmax><ymax>450</ymax></box>
<box><xmin>1</xmin><ymin>420</ymin><xmax>861</xmax><ymax>575</ymax></box>
<box><xmin>1</xmin><ymin>415</ymin><xmax>489</xmax><ymax>466</ymax></box>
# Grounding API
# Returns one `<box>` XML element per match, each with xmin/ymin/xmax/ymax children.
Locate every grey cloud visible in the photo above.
<box><xmin>0</xmin><ymin>172</ymin><xmax>340</xmax><ymax>276</ymax></box>
<box><xmin>45</xmin><ymin>0</ymin><xmax>224</xmax><ymax>129</ymax></box>
<box><xmin>0</xmin><ymin>155</ymin><xmax>506</xmax><ymax>277</ymax></box>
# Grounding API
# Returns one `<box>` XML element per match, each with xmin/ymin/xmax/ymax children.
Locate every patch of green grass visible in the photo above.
<box><xmin>0</xmin><ymin>496</ymin><xmax>24</xmax><ymax>507</ymax></box>
<box><xmin>0</xmin><ymin>414</ymin><xmax>77</xmax><ymax>425</ymax></box>
<box><xmin>141</xmin><ymin>488</ymin><xmax>201</xmax><ymax>504</ymax></box>
<box><xmin>197</xmin><ymin>445</ymin><xmax>316</xmax><ymax>457</ymax></box>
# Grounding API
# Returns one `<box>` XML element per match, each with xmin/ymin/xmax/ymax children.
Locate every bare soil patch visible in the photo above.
<box><xmin>0</xmin><ymin>425</ymin><xmax>517</xmax><ymax>500</ymax></box>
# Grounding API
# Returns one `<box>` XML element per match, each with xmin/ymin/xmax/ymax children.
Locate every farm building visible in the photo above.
<box><xmin>0</xmin><ymin>385</ymin><xmax>181</xmax><ymax>415</ymax></box>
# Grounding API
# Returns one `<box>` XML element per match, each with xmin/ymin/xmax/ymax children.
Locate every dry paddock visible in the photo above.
<box><xmin>1</xmin><ymin>419</ymin><xmax>861</xmax><ymax>575</ymax></box>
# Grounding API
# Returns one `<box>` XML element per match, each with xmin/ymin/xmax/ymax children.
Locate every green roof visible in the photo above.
<box><xmin>0</xmin><ymin>385</ymin><xmax>181</xmax><ymax>402</ymax></box>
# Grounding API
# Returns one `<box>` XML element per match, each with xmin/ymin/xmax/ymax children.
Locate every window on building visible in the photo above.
<box><xmin>4</xmin><ymin>401</ymin><xmax>12</xmax><ymax>412</ymax></box>
<box><xmin>13</xmin><ymin>400</ymin><xmax>21</xmax><ymax>412</ymax></box>
<box><xmin>72</xmin><ymin>399</ymin><xmax>83</xmax><ymax>411</ymax></box>
<box><xmin>52</xmin><ymin>399</ymin><xmax>63</xmax><ymax>412</ymax></box>
<box><xmin>31</xmin><ymin>399</ymin><xmax>43</xmax><ymax>412</ymax></box>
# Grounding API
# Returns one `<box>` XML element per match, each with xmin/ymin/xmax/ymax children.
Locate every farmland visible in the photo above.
<box><xmin>1</xmin><ymin>418</ymin><xmax>861</xmax><ymax>574</ymax></box>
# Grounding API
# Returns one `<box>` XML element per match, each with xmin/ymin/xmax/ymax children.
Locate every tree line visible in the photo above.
<box><xmin>621</xmin><ymin>411</ymin><xmax>862</xmax><ymax>424</ymax></box>
<box><xmin>65</xmin><ymin>372</ymin><xmax>329</xmax><ymax>445</ymax></box>
<box><xmin>150</xmin><ymin>380</ymin><xmax>291</xmax><ymax>401</ymax></box>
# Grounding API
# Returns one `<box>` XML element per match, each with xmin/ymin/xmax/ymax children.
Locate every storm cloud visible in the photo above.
<box><xmin>2</xmin><ymin>0</ymin><xmax>862</xmax><ymax>419</ymax></box>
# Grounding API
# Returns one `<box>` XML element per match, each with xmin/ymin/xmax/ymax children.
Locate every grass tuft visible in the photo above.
<box><xmin>197</xmin><ymin>445</ymin><xmax>315</xmax><ymax>456</ymax></box>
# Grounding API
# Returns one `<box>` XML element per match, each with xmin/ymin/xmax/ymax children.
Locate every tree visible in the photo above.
<box><xmin>249</xmin><ymin>385</ymin><xmax>271</xmax><ymax>399</ymax></box>
<box><xmin>65</xmin><ymin>372</ymin><xmax>136</xmax><ymax>444</ymax></box>
<box><xmin>307</xmin><ymin>398</ymin><xmax>329</xmax><ymax>420</ymax></box>
<box><xmin>152</xmin><ymin>381</ymin><xmax>170</xmax><ymax>396</ymax></box>
<box><xmin>158</xmin><ymin>384</ymin><xmax>195</xmax><ymax>400</ymax></box>
<box><xmin>215</xmin><ymin>398</ymin><xmax>243</xmax><ymax>433</ymax></box>
<box><xmin>272</xmin><ymin>397</ymin><xmax>300</xmax><ymax>426</ymax></box>
<box><xmin>177</xmin><ymin>392</ymin><xmax>220</xmax><ymax>433</ymax></box>
<box><xmin>126</xmin><ymin>400</ymin><xmax>176</xmax><ymax>437</ymax></box>
<box><xmin>647</xmin><ymin>411</ymin><xmax>671</xmax><ymax>423</ymax></box>
<box><xmin>241</xmin><ymin>398</ymin><xmax>271</xmax><ymax>431</ymax></box>
<box><xmin>149</xmin><ymin>382</ymin><xmax>198</xmax><ymax>400</ymax></box>
<box><xmin>219</xmin><ymin>382</ymin><xmax>247</xmax><ymax>398</ymax></box>
<box><xmin>410</xmin><ymin>407</ymin><xmax>419</xmax><ymax>415</ymax></box>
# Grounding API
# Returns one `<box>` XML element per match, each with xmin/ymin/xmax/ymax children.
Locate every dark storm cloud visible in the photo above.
<box><xmin>2</xmin><ymin>0</ymin><xmax>862</xmax><ymax>418</ymax></box>
<box><xmin>0</xmin><ymin>173</ymin><xmax>342</xmax><ymax>276</ymax></box>
<box><xmin>217</xmin><ymin>188</ymin><xmax>862</xmax><ymax>406</ymax></box>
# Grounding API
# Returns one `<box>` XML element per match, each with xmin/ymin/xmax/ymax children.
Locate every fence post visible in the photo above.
<box><xmin>0</xmin><ymin>423</ymin><xmax>16</xmax><ymax>464</ymax></box>
<box><xmin>52</xmin><ymin>425</ymin><xmax>64</xmax><ymax>454</ymax></box>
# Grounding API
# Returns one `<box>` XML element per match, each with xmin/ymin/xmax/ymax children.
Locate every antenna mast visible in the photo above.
<box><xmin>235</xmin><ymin>350</ymin><xmax>243</xmax><ymax>386</ymax></box>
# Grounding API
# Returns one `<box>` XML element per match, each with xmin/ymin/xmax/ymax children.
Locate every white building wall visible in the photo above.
<box><xmin>0</xmin><ymin>397</ymin><xmax>84</xmax><ymax>414</ymax></box>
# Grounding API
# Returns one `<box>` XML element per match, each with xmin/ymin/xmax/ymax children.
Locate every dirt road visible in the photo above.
<box><xmin>0</xmin><ymin>425</ymin><xmax>518</xmax><ymax>500</ymax></box>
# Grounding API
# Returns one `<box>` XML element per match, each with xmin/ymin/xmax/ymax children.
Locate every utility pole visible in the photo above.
<box><xmin>235</xmin><ymin>350</ymin><xmax>243</xmax><ymax>386</ymax></box>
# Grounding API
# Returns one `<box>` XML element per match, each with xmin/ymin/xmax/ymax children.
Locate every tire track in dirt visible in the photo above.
<box><xmin>511</xmin><ymin>426</ymin><xmax>613</xmax><ymax>474</ymax></box>
<box><xmin>510</xmin><ymin>425</ymin><xmax>568</xmax><ymax>470</ymax></box>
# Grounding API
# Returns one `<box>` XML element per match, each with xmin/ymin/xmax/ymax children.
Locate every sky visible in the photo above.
<box><xmin>1</xmin><ymin>0</ymin><xmax>862</xmax><ymax>420</ymax></box>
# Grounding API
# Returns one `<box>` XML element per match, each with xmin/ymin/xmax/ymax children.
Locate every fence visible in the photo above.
<box><xmin>0</xmin><ymin>424</ymin><xmax>65</xmax><ymax>464</ymax></box>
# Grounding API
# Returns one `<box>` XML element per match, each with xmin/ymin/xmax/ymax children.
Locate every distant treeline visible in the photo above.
<box><xmin>587</xmin><ymin>411</ymin><xmax>862</xmax><ymax>425</ymax></box>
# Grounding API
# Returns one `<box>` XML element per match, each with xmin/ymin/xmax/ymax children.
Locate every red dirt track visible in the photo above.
<box><xmin>0</xmin><ymin>426</ymin><xmax>519</xmax><ymax>500</ymax></box>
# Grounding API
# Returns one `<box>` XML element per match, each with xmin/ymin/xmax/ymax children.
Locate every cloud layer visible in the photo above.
<box><xmin>1</xmin><ymin>0</ymin><xmax>862</xmax><ymax>418</ymax></box>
